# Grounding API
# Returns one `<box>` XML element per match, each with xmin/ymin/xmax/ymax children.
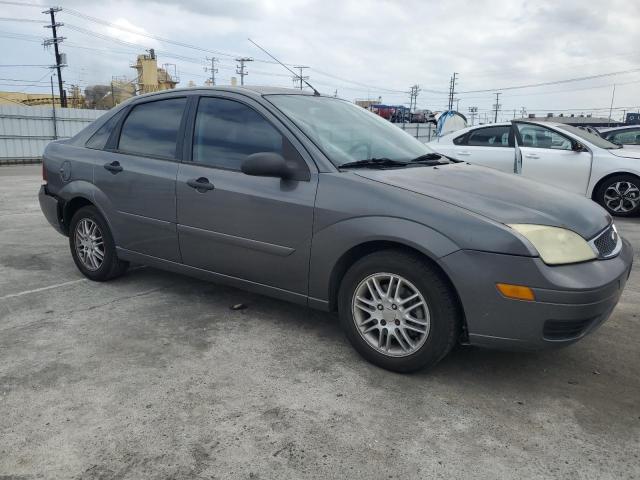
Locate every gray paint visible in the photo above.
<box><xmin>39</xmin><ymin>86</ymin><xmax>633</xmax><ymax>350</ymax></box>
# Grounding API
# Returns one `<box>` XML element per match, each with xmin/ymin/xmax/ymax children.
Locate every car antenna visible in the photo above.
<box><xmin>248</xmin><ymin>38</ymin><xmax>321</xmax><ymax>96</ymax></box>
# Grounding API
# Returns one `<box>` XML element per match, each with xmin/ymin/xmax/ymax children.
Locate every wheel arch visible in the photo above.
<box><xmin>590</xmin><ymin>171</ymin><xmax>640</xmax><ymax>200</ymax></box>
<box><xmin>326</xmin><ymin>240</ymin><xmax>468</xmax><ymax>342</ymax></box>
<box><xmin>61</xmin><ymin>196</ymin><xmax>94</xmax><ymax>234</ymax></box>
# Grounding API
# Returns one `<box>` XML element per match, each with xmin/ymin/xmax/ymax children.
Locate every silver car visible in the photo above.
<box><xmin>39</xmin><ymin>87</ymin><xmax>633</xmax><ymax>372</ymax></box>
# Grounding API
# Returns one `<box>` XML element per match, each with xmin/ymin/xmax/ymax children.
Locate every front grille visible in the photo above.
<box><xmin>592</xmin><ymin>225</ymin><xmax>619</xmax><ymax>258</ymax></box>
<box><xmin>543</xmin><ymin>318</ymin><xmax>596</xmax><ymax>341</ymax></box>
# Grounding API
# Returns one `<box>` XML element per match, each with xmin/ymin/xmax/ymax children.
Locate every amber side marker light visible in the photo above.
<box><xmin>496</xmin><ymin>283</ymin><xmax>535</xmax><ymax>301</ymax></box>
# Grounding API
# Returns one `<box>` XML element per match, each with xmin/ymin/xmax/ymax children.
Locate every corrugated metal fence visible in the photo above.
<box><xmin>396</xmin><ymin>122</ymin><xmax>435</xmax><ymax>143</ymax></box>
<box><xmin>0</xmin><ymin>106</ymin><xmax>436</xmax><ymax>165</ymax></box>
<box><xmin>0</xmin><ymin>105</ymin><xmax>106</xmax><ymax>165</ymax></box>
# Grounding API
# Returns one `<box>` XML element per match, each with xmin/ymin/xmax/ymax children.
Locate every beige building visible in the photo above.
<box><xmin>0</xmin><ymin>91</ymin><xmax>62</xmax><ymax>107</ymax></box>
<box><xmin>131</xmin><ymin>49</ymin><xmax>179</xmax><ymax>94</ymax></box>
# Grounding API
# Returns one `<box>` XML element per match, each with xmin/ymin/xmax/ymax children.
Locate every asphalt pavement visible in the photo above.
<box><xmin>1</xmin><ymin>165</ymin><xmax>639</xmax><ymax>479</ymax></box>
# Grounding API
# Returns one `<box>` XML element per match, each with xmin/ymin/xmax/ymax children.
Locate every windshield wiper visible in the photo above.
<box><xmin>409</xmin><ymin>153</ymin><xmax>458</xmax><ymax>164</ymax></box>
<box><xmin>339</xmin><ymin>158</ymin><xmax>408</xmax><ymax>169</ymax></box>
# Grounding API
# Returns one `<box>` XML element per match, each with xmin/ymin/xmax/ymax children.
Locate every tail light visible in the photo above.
<box><xmin>41</xmin><ymin>160</ymin><xmax>47</xmax><ymax>186</ymax></box>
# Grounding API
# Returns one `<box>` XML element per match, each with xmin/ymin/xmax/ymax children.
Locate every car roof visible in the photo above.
<box><xmin>130</xmin><ymin>85</ymin><xmax>319</xmax><ymax>102</ymax></box>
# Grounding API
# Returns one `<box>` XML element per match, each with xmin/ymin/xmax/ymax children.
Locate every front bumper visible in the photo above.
<box><xmin>439</xmin><ymin>238</ymin><xmax>633</xmax><ymax>350</ymax></box>
<box><xmin>38</xmin><ymin>185</ymin><xmax>65</xmax><ymax>235</ymax></box>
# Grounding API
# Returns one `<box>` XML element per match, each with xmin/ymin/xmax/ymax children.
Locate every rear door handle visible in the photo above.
<box><xmin>103</xmin><ymin>161</ymin><xmax>123</xmax><ymax>173</ymax></box>
<box><xmin>524</xmin><ymin>154</ymin><xmax>539</xmax><ymax>159</ymax></box>
<box><xmin>187</xmin><ymin>177</ymin><xmax>215</xmax><ymax>192</ymax></box>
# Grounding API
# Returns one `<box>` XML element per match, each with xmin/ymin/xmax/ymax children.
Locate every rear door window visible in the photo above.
<box><xmin>467</xmin><ymin>126</ymin><xmax>510</xmax><ymax>147</ymax></box>
<box><xmin>118</xmin><ymin>97</ymin><xmax>187</xmax><ymax>159</ymax></box>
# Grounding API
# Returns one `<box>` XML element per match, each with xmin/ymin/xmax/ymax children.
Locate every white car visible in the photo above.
<box><xmin>429</xmin><ymin>120</ymin><xmax>640</xmax><ymax>216</ymax></box>
<box><xmin>597</xmin><ymin>125</ymin><xmax>640</xmax><ymax>146</ymax></box>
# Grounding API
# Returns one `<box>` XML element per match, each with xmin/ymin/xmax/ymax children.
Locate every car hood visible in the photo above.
<box><xmin>608</xmin><ymin>146</ymin><xmax>640</xmax><ymax>159</ymax></box>
<box><xmin>354</xmin><ymin>163</ymin><xmax>610</xmax><ymax>239</ymax></box>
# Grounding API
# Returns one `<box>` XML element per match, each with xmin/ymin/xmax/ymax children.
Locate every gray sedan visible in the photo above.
<box><xmin>39</xmin><ymin>87</ymin><xmax>633</xmax><ymax>372</ymax></box>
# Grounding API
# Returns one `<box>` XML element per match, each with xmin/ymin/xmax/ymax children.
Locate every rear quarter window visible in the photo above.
<box><xmin>453</xmin><ymin>133</ymin><xmax>467</xmax><ymax>145</ymax></box>
<box><xmin>85</xmin><ymin>110</ymin><xmax>125</xmax><ymax>150</ymax></box>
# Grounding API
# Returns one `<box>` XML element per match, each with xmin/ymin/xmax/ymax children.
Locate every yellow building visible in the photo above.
<box><xmin>131</xmin><ymin>49</ymin><xmax>179</xmax><ymax>94</ymax></box>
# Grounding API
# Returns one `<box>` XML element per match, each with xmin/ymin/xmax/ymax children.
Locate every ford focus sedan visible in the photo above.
<box><xmin>39</xmin><ymin>87</ymin><xmax>633</xmax><ymax>372</ymax></box>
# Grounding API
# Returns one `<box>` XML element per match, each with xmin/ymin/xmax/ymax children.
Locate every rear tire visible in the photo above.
<box><xmin>595</xmin><ymin>174</ymin><xmax>640</xmax><ymax>217</ymax></box>
<box><xmin>338</xmin><ymin>250</ymin><xmax>461</xmax><ymax>373</ymax></box>
<box><xmin>69</xmin><ymin>205</ymin><xmax>128</xmax><ymax>281</ymax></box>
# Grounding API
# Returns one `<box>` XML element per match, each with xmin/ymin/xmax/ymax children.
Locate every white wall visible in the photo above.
<box><xmin>0</xmin><ymin>105</ymin><xmax>106</xmax><ymax>164</ymax></box>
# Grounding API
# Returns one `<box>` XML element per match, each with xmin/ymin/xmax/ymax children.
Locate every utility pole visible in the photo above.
<box><xmin>447</xmin><ymin>72</ymin><xmax>458</xmax><ymax>111</ymax></box>
<box><xmin>235</xmin><ymin>57</ymin><xmax>253</xmax><ymax>86</ymax></box>
<box><xmin>292</xmin><ymin>66</ymin><xmax>309</xmax><ymax>90</ymax></box>
<box><xmin>608</xmin><ymin>84</ymin><xmax>616</xmax><ymax>127</ymax></box>
<box><xmin>409</xmin><ymin>85</ymin><xmax>420</xmax><ymax>112</ymax></box>
<box><xmin>43</xmin><ymin>7</ymin><xmax>67</xmax><ymax>107</ymax></box>
<box><xmin>204</xmin><ymin>57</ymin><xmax>218</xmax><ymax>86</ymax></box>
<box><xmin>50</xmin><ymin>74</ymin><xmax>58</xmax><ymax>139</ymax></box>
<box><xmin>493</xmin><ymin>92</ymin><xmax>501</xmax><ymax>123</ymax></box>
<box><xmin>520</xmin><ymin>106</ymin><xmax>527</xmax><ymax>118</ymax></box>
<box><xmin>468</xmin><ymin>106</ymin><xmax>478</xmax><ymax>126</ymax></box>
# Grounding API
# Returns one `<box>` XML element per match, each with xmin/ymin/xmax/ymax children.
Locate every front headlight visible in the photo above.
<box><xmin>509</xmin><ymin>224</ymin><xmax>596</xmax><ymax>265</ymax></box>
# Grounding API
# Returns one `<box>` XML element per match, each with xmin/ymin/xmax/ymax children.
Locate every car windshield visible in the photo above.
<box><xmin>265</xmin><ymin>94</ymin><xmax>438</xmax><ymax>167</ymax></box>
<box><xmin>557</xmin><ymin>124</ymin><xmax>622</xmax><ymax>149</ymax></box>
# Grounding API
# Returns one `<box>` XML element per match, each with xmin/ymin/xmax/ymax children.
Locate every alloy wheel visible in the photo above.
<box><xmin>604</xmin><ymin>181</ymin><xmax>640</xmax><ymax>213</ymax></box>
<box><xmin>351</xmin><ymin>273</ymin><xmax>431</xmax><ymax>357</ymax></box>
<box><xmin>74</xmin><ymin>218</ymin><xmax>105</xmax><ymax>271</ymax></box>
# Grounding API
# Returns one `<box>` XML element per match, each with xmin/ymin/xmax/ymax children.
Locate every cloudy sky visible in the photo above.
<box><xmin>1</xmin><ymin>0</ymin><xmax>639</xmax><ymax>120</ymax></box>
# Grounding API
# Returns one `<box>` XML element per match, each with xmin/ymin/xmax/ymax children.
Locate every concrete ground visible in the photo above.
<box><xmin>1</xmin><ymin>165</ymin><xmax>638</xmax><ymax>480</ymax></box>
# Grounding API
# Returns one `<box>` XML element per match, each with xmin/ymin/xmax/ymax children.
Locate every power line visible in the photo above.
<box><xmin>0</xmin><ymin>16</ymin><xmax>47</xmax><ymax>23</ymax></box>
<box><xmin>458</xmin><ymin>68</ymin><xmax>640</xmax><ymax>94</ymax></box>
<box><xmin>0</xmin><ymin>64</ymin><xmax>51</xmax><ymax>67</ymax></box>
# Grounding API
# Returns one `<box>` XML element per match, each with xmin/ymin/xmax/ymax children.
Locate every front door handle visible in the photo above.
<box><xmin>457</xmin><ymin>151</ymin><xmax>471</xmax><ymax>156</ymax></box>
<box><xmin>103</xmin><ymin>161</ymin><xmax>123</xmax><ymax>173</ymax></box>
<box><xmin>187</xmin><ymin>177</ymin><xmax>215</xmax><ymax>192</ymax></box>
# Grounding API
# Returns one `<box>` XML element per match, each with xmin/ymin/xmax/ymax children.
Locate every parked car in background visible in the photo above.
<box><xmin>39</xmin><ymin>87</ymin><xmax>633</xmax><ymax>372</ymax></box>
<box><xmin>430</xmin><ymin>121</ymin><xmax>640</xmax><ymax>216</ymax></box>
<box><xmin>598</xmin><ymin>125</ymin><xmax>640</xmax><ymax>146</ymax></box>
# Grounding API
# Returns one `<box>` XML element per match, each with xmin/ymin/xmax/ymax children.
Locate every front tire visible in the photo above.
<box><xmin>338</xmin><ymin>250</ymin><xmax>461</xmax><ymax>373</ymax></box>
<box><xmin>69</xmin><ymin>205</ymin><xmax>128</xmax><ymax>281</ymax></box>
<box><xmin>595</xmin><ymin>174</ymin><xmax>640</xmax><ymax>217</ymax></box>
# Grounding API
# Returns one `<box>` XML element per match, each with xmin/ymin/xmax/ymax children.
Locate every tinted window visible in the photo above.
<box><xmin>118</xmin><ymin>98</ymin><xmax>186</xmax><ymax>159</ymax></box>
<box><xmin>517</xmin><ymin>124</ymin><xmax>571</xmax><ymax>150</ymax></box>
<box><xmin>86</xmin><ymin>110</ymin><xmax>124</xmax><ymax>150</ymax></box>
<box><xmin>193</xmin><ymin>97</ymin><xmax>283</xmax><ymax>169</ymax></box>
<box><xmin>609</xmin><ymin>129</ymin><xmax>640</xmax><ymax>145</ymax></box>
<box><xmin>453</xmin><ymin>133</ymin><xmax>467</xmax><ymax>145</ymax></box>
<box><xmin>467</xmin><ymin>126</ymin><xmax>510</xmax><ymax>147</ymax></box>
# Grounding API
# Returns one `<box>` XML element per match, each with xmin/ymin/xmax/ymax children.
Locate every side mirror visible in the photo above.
<box><xmin>572</xmin><ymin>142</ymin><xmax>586</xmax><ymax>152</ymax></box>
<box><xmin>241</xmin><ymin>152</ymin><xmax>293</xmax><ymax>179</ymax></box>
